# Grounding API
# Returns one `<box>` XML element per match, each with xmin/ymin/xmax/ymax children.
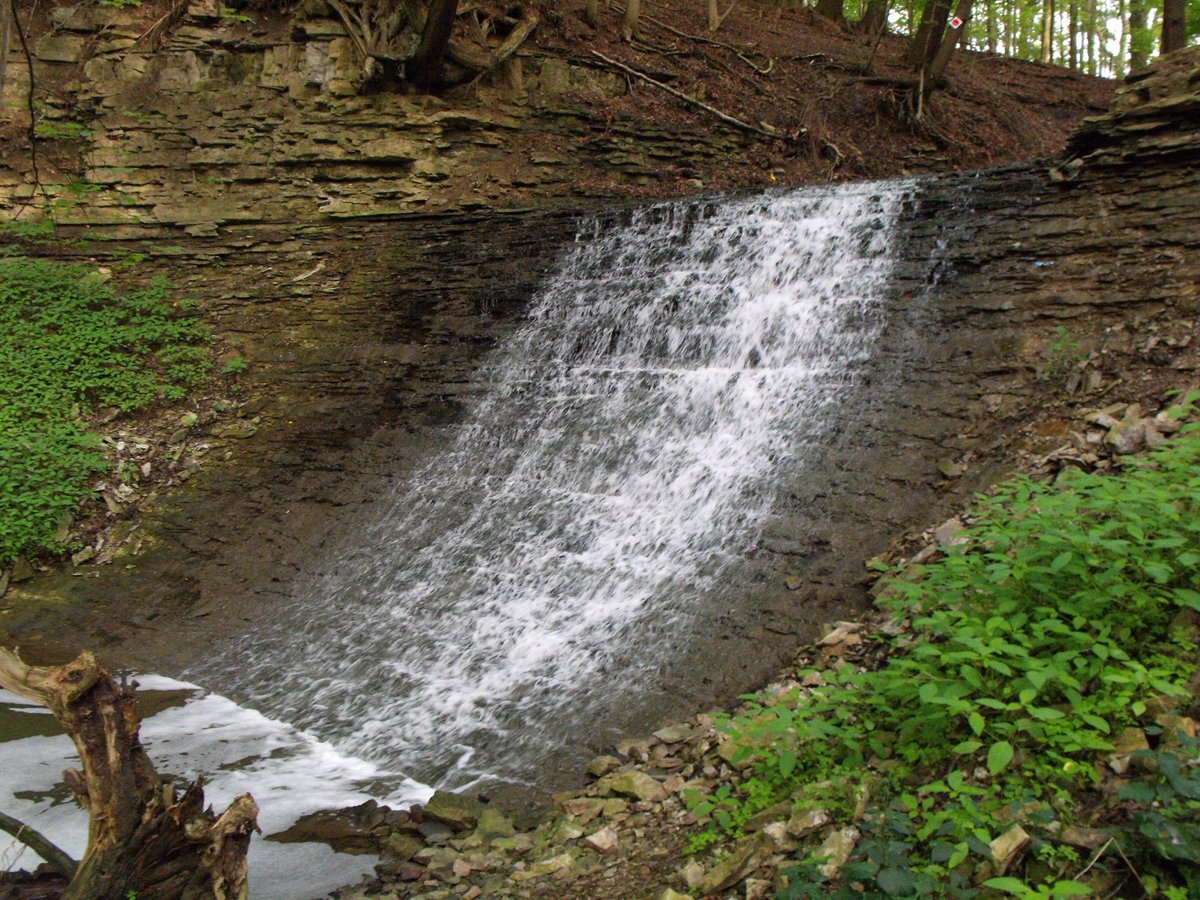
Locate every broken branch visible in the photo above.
<box><xmin>0</xmin><ymin>810</ymin><xmax>78</xmax><ymax>880</ymax></box>
<box><xmin>589</xmin><ymin>50</ymin><xmax>787</xmax><ymax>140</ymax></box>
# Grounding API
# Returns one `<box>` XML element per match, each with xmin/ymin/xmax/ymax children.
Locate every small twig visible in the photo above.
<box><xmin>1074</xmin><ymin>836</ymin><xmax>1114</xmax><ymax>881</ymax></box>
<box><xmin>0</xmin><ymin>811</ymin><xmax>78</xmax><ymax>880</ymax></box>
<box><xmin>1110</xmin><ymin>837</ymin><xmax>1148</xmax><ymax>895</ymax></box>
<box><xmin>589</xmin><ymin>49</ymin><xmax>786</xmax><ymax>139</ymax></box>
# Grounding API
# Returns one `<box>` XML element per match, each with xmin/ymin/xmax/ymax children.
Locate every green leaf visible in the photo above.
<box><xmin>987</xmin><ymin>741</ymin><xmax>1015</xmax><ymax>775</ymax></box>
<box><xmin>1049</xmin><ymin>881</ymin><xmax>1095</xmax><ymax>897</ymax></box>
<box><xmin>779</xmin><ymin>750</ymin><xmax>796</xmax><ymax>779</ymax></box>
<box><xmin>1081</xmin><ymin>713</ymin><xmax>1110</xmax><ymax>733</ymax></box>
<box><xmin>953</xmin><ymin>740</ymin><xmax>983</xmax><ymax>755</ymax></box>
<box><xmin>1050</xmin><ymin>550</ymin><xmax>1073</xmax><ymax>572</ymax></box>
<box><xmin>983</xmin><ymin>876</ymin><xmax>1031</xmax><ymax>894</ymax></box>
<box><xmin>876</xmin><ymin>867</ymin><xmax>917</xmax><ymax>895</ymax></box>
<box><xmin>968</xmin><ymin>712</ymin><xmax>985</xmax><ymax>736</ymax></box>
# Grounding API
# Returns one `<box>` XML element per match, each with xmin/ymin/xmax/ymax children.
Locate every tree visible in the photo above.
<box><xmin>1128</xmin><ymin>0</ymin><xmax>1151</xmax><ymax>67</ymax></box>
<box><xmin>409</xmin><ymin>0</ymin><xmax>459</xmax><ymax>87</ymax></box>
<box><xmin>1041</xmin><ymin>0</ymin><xmax>1055</xmax><ymax>61</ymax></box>
<box><xmin>708</xmin><ymin>0</ymin><xmax>736</xmax><ymax>33</ymax></box>
<box><xmin>1161</xmin><ymin>0</ymin><xmax>1186</xmax><ymax>49</ymax></box>
<box><xmin>816</xmin><ymin>0</ymin><xmax>847</xmax><ymax>21</ymax></box>
<box><xmin>908</xmin><ymin>0</ymin><xmax>954</xmax><ymax>66</ymax></box>
<box><xmin>860</xmin><ymin>0</ymin><xmax>890</xmax><ymax>34</ymax></box>
<box><xmin>621</xmin><ymin>0</ymin><xmax>641</xmax><ymax>41</ymax></box>
<box><xmin>0</xmin><ymin>647</ymin><xmax>258</xmax><ymax>899</ymax></box>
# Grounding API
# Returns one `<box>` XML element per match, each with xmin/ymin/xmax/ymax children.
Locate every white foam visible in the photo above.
<box><xmin>210</xmin><ymin>182</ymin><xmax>912</xmax><ymax>788</ymax></box>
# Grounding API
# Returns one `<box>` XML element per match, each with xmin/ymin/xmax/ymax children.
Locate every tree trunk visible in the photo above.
<box><xmin>986</xmin><ymin>0</ymin><xmax>996</xmax><ymax>51</ymax></box>
<box><xmin>907</xmin><ymin>0</ymin><xmax>953</xmax><ymax>65</ymax></box>
<box><xmin>816</xmin><ymin>0</ymin><xmax>846</xmax><ymax>20</ymax></box>
<box><xmin>860</xmin><ymin>0</ymin><xmax>889</xmax><ymax>34</ymax></box>
<box><xmin>410</xmin><ymin>0</ymin><xmax>459</xmax><ymax>87</ymax></box>
<box><xmin>1160</xmin><ymin>0</ymin><xmax>1185</xmax><ymax>52</ymax></box>
<box><xmin>1087</xmin><ymin>0</ymin><xmax>1097</xmax><ymax>73</ymax></box>
<box><xmin>620</xmin><ymin>0</ymin><xmax>641</xmax><ymax>40</ymax></box>
<box><xmin>584</xmin><ymin>0</ymin><xmax>599</xmax><ymax>28</ymax></box>
<box><xmin>1117</xmin><ymin>0</ymin><xmax>1127</xmax><ymax>75</ymax></box>
<box><xmin>0</xmin><ymin>0</ymin><xmax>10</xmax><ymax>100</ymax></box>
<box><xmin>929</xmin><ymin>0</ymin><xmax>973</xmax><ymax>81</ymax></box>
<box><xmin>1128</xmin><ymin>0</ymin><xmax>1148</xmax><ymax>68</ymax></box>
<box><xmin>0</xmin><ymin>648</ymin><xmax>258</xmax><ymax>900</ymax></box>
<box><xmin>1040</xmin><ymin>0</ymin><xmax>1054</xmax><ymax>63</ymax></box>
<box><xmin>1068</xmin><ymin>0</ymin><xmax>1077</xmax><ymax>68</ymax></box>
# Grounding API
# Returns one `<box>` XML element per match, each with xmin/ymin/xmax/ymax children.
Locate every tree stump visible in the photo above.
<box><xmin>0</xmin><ymin>647</ymin><xmax>258</xmax><ymax>899</ymax></box>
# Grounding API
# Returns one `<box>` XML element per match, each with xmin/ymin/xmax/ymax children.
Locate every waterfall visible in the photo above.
<box><xmin>214</xmin><ymin>181</ymin><xmax>912</xmax><ymax>788</ymax></box>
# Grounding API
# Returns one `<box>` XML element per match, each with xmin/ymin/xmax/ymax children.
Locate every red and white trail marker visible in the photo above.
<box><xmin>949</xmin><ymin>15</ymin><xmax>964</xmax><ymax>27</ymax></box>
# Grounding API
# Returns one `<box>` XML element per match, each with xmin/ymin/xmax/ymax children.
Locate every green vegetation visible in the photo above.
<box><xmin>0</xmin><ymin>254</ymin><xmax>209</xmax><ymax>565</ymax></box>
<box><xmin>219</xmin><ymin>355</ymin><xmax>248</xmax><ymax>376</ymax></box>
<box><xmin>689</xmin><ymin>412</ymin><xmax>1200</xmax><ymax>897</ymax></box>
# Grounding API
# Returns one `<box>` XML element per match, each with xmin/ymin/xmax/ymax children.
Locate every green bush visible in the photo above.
<box><xmin>0</xmin><ymin>256</ymin><xmax>209</xmax><ymax>564</ymax></box>
<box><xmin>694</xmin><ymin>419</ymin><xmax>1200</xmax><ymax>896</ymax></box>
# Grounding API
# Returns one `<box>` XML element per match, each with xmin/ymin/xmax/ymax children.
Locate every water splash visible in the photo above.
<box><xmin>214</xmin><ymin>181</ymin><xmax>911</xmax><ymax>787</ymax></box>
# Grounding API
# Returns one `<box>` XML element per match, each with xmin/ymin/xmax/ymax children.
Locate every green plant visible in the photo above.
<box><xmin>218</xmin><ymin>6</ymin><xmax>255</xmax><ymax>23</ymax></box>
<box><xmin>1042</xmin><ymin>325</ymin><xmax>1084</xmax><ymax>381</ymax></box>
<box><xmin>1115</xmin><ymin>731</ymin><xmax>1200</xmax><ymax>892</ymax></box>
<box><xmin>0</xmin><ymin>257</ymin><xmax>209</xmax><ymax>564</ymax></box>
<box><xmin>220</xmin><ymin>355</ymin><xmax>248</xmax><ymax>376</ymax></box>
<box><xmin>691</xmin><ymin>420</ymin><xmax>1200</xmax><ymax>895</ymax></box>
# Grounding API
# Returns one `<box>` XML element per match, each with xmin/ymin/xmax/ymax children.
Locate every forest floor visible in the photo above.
<box><xmin>528</xmin><ymin>0</ymin><xmax>1115</xmax><ymax>192</ymax></box>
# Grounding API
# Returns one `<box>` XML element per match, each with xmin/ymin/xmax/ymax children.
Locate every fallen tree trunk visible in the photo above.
<box><xmin>0</xmin><ymin>647</ymin><xmax>258</xmax><ymax>900</ymax></box>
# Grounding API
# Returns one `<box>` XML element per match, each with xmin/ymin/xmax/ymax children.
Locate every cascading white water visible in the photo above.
<box><xmin>215</xmin><ymin>181</ymin><xmax>911</xmax><ymax>788</ymax></box>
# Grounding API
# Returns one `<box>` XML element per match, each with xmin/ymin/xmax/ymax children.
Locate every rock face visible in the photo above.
<box><xmin>0</xmin><ymin>2</ymin><xmax>734</xmax><ymax>229</ymax></box>
<box><xmin>4</xmin><ymin>33</ymin><xmax>1199</xmax><ymax>811</ymax></box>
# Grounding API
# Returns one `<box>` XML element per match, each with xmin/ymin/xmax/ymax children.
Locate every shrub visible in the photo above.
<box><xmin>693</xmin><ymin>417</ymin><xmax>1200</xmax><ymax>896</ymax></box>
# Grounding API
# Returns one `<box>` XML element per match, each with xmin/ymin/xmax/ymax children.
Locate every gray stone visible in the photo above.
<box><xmin>585</xmin><ymin>755</ymin><xmax>621</xmax><ymax>777</ymax></box>
<box><xmin>584</xmin><ymin>825</ymin><xmax>619</xmax><ymax>855</ymax></box>
<box><xmin>36</xmin><ymin>35</ymin><xmax>88</xmax><ymax>64</ymax></box>
<box><xmin>652</xmin><ymin>723</ymin><xmax>695</xmax><ymax>744</ymax></box>
<box><xmin>699</xmin><ymin>834</ymin><xmax>770</xmax><ymax>893</ymax></box>
<box><xmin>539</xmin><ymin>58</ymin><xmax>570</xmax><ymax>96</ymax></box>
<box><xmin>816</xmin><ymin>827</ymin><xmax>859</xmax><ymax>879</ymax></box>
<box><xmin>422</xmin><ymin>791</ymin><xmax>484</xmax><ymax>832</ymax></box>
<box><xmin>11</xmin><ymin>558</ymin><xmax>35</xmax><ymax>582</ymax></box>
<box><xmin>1104</xmin><ymin>418</ymin><xmax>1146</xmax><ymax>455</ymax></box>
<box><xmin>600</xmin><ymin>770</ymin><xmax>666</xmax><ymax>803</ymax></box>
<box><xmin>990</xmin><ymin>824</ymin><xmax>1030</xmax><ymax>876</ymax></box>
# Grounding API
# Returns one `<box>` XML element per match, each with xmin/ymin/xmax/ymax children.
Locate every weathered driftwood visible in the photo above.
<box><xmin>0</xmin><ymin>647</ymin><xmax>258</xmax><ymax>900</ymax></box>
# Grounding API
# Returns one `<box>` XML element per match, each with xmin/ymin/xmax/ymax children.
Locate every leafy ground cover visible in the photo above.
<box><xmin>691</xmin><ymin>408</ymin><xmax>1200</xmax><ymax>898</ymax></box>
<box><xmin>0</xmin><ymin>252</ymin><xmax>209</xmax><ymax>565</ymax></box>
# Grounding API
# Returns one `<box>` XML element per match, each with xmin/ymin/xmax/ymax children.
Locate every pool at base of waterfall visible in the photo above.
<box><xmin>0</xmin><ymin>676</ymin><xmax>431</xmax><ymax>899</ymax></box>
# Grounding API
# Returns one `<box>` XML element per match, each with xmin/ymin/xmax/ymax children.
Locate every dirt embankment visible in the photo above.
<box><xmin>1</xmin><ymin>0</ymin><xmax>1112</xmax><ymax>227</ymax></box>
